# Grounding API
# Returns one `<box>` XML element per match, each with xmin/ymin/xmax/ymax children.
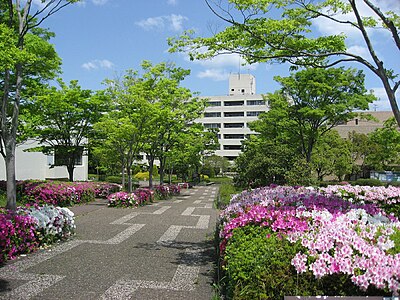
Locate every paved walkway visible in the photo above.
<box><xmin>0</xmin><ymin>185</ymin><xmax>219</xmax><ymax>300</ymax></box>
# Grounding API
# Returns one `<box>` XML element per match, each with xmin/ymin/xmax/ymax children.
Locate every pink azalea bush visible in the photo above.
<box><xmin>0</xmin><ymin>210</ymin><xmax>38</xmax><ymax>264</ymax></box>
<box><xmin>107</xmin><ymin>184</ymin><xmax>181</xmax><ymax>207</ymax></box>
<box><xmin>220</xmin><ymin>185</ymin><xmax>400</xmax><ymax>295</ymax></box>
<box><xmin>107</xmin><ymin>192</ymin><xmax>139</xmax><ymax>207</ymax></box>
<box><xmin>21</xmin><ymin>181</ymin><xmax>96</xmax><ymax>206</ymax></box>
<box><xmin>154</xmin><ymin>184</ymin><xmax>181</xmax><ymax>199</ymax></box>
<box><xmin>91</xmin><ymin>182</ymin><xmax>121</xmax><ymax>198</ymax></box>
<box><xmin>0</xmin><ymin>205</ymin><xmax>75</xmax><ymax>264</ymax></box>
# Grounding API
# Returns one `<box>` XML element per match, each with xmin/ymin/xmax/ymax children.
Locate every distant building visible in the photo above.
<box><xmin>0</xmin><ymin>140</ymin><xmax>88</xmax><ymax>181</ymax></box>
<box><xmin>335</xmin><ymin>111</ymin><xmax>394</xmax><ymax>137</ymax></box>
<box><xmin>196</xmin><ymin>74</ymin><xmax>268</xmax><ymax>161</ymax></box>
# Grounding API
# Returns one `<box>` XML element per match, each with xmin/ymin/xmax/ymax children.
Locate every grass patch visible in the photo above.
<box><xmin>0</xmin><ymin>192</ymin><xmax>23</xmax><ymax>208</ymax></box>
<box><xmin>217</xmin><ymin>183</ymin><xmax>242</xmax><ymax>208</ymax></box>
<box><xmin>209</xmin><ymin>177</ymin><xmax>233</xmax><ymax>184</ymax></box>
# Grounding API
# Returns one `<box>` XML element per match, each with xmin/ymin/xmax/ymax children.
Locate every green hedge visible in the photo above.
<box><xmin>222</xmin><ymin>225</ymin><xmax>384</xmax><ymax>300</ymax></box>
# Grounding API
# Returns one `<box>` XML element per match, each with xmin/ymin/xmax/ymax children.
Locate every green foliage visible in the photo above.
<box><xmin>388</xmin><ymin>228</ymin><xmax>400</xmax><ymax>255</ymax></box>
<box><xmin>134</xmin><ymin>172</ymin><xmax>150</xmax><ymax>180</ymax></box>
<box><xmin>366</xmin><ymin>118</ymin><xmax>400</xmax><ymax>171</ymax></box>
<box><xmin>222</xmin><ymin>225</ymin><xmax>381</xmax><ymax>299</ymax></box>
<box><xmin>217</xmin><ymin>183</ymin><xmax>241</xmax><ymax>208</ymax></box>
<box><xmin>203</xmin><ymin>155</ymin><xmax>230</xmax><ymax>177</ymax></box>
<box><xmin>29</xmin><ymin>80</ymin><xmax>107</xmax><ymax>181</ymax></box>
<box><xmin>234</xmin><ymin>136</ymin><xmax>295</xmax><ymax>188</ymax></box>
<box><xmin>223</xmin><ymin>225</ymin><xmax>319</xmax><ymax>299</ymax></box>
<box><xmin>353</xmin><ymin>178</ymin><xmax>384</xmax><ymax>187</ymax></box>
<box><xmin>285</xmin><ymin>159</ymin><xmax>316</xmax><ymax>186</ymax></box>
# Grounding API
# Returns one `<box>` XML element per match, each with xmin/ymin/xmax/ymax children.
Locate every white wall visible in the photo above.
<box><xmin>0</xmin><ymin>140</ymin><xmax>88</xmax><ymax>181</ymax></box>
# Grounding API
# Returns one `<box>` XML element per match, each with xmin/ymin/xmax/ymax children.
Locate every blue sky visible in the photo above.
<box><xmin>36</xmin><ymin>0</ymin><xmax>399</xmax><ymax>111</ymax></box>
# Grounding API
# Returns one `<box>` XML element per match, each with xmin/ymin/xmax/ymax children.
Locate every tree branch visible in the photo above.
<box><xmin>363</xmin><ymin>0</ymin><xmax>400</xmax><ymax>51</ymax></box>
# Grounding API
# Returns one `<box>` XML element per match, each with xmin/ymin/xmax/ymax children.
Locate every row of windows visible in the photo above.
<box><xmin>204</xmin><ymin>123</ymin><xmax>245</xmax><ymax>129</ymax></box>
<box><xmin>207</xmin><ymin>100</ymin><xmax>265</xmax><ymax>107</ymax></box>
<box><xmin>204</xmin><ymin>111</ymin><xmax>264</xmax><ymax>118</ymax></box>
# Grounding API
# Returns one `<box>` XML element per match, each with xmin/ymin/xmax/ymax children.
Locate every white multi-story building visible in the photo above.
<box><xmin>197</xmin><ymin>74</ymin><xmax>268</xmax><ymax>161</ymax></box>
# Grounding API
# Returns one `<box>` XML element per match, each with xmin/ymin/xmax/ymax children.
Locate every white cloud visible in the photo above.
<box><xmin>368</xmin><ymin>87</ymin><xmax>400</xmax><ymax>111</ymax></box>
<box><xmin>347</xmin><ymin>45</ymin><xmax>371</xmax><ymax>59</ymax></box>
<box><xmin>92</xmin><ymin>0</ymin><xmax>109</xmax><ymax>5</ymax></box>
<box><xmin>82</xmin><ymin>59</ymin><xmax>115</xmax><ymax>70</ymax></box>
<box><xmin>313</xmin><ymin>0</ymin><xmax>398</xmax><ymax>41</ymax></box>
<box><xmin>197</xmin><ymin>69</ymin><xmax>230</xmax><ymax>81</ymax></box>
<box><xmin>167</xmin><ymin>0</ymin><xmax>178</xmax><ymax>5</ymax></box>
<box><xmin>136</xmin><ymin>14</ymin><xmax>188</xmax><ymax>32</ymax></box>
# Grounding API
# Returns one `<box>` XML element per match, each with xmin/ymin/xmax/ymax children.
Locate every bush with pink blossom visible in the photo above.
<box><xmin>219</xmin><ymin>184</ymin><xmax>400</xmax><ymax>298</ymax></box>
<box><xmin>20</xmin><ymin>181</ymin><xmax>96</xmax><ymax>206</ymax></box>
<box><xmin>0</xmin><ymin>205</ymin><xmax>75</xmax><ymax>265</ymax></box>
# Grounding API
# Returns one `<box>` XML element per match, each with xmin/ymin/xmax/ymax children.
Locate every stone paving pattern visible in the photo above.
<box><xmin>0</xmin><ymin>185</ymin><xmax>218</xmax><ymax>300</ymax></box>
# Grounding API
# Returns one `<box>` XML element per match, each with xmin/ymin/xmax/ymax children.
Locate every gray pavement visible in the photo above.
<box><xmin>0</xmin><ymin>185</ymin><xmax>219</xmax><ymax>300</ymax></box>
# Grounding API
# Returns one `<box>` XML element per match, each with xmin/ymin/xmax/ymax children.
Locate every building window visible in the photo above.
<box><xmin>224</xmin><ymin>134</ymin><xmax>245</xmax><ymax>139</ymax></box>
<box><xmin>247</xmin><ymin>100</ymin><xmax>265</xmax><ymax>106</ymax></box>
<box><xmin>224</xmin><ymin>156</ymin><xmax>237</xmax><ymax>161</ymax></box>
<box><xmin>208</xmin><ymin>101</ymin><xmax>221</xmax><ymax>107</ymax></box>
<box><xmin>224</xmin><ymin>123</ymin><xmax>244</xmax><ymax>128</ymax></box>
<box><xmin>223</xmin><ymin>145</ymin><xmax>242</xmax><ymax>150</ymax></box>
<box><xmin>224</xmin><ymin>111</ymin><xmax>244</xmax><ymax>117</ymax></box>
<box><xmin>224</xmin><ymin>100</ymin><xmax>244</xmax><ymax>106</ymax></box>
<box><xmin>204</xmin><ymin>112</ymin><xmax>221</xmax><ymax>118</ymax></box>
<box><xmin>54</xmin><ymin>146</ymin><xmax>83</xmax><ymax>166</ymax></box>
<box><xmin>204</xmin><ymin>123</ymin><xmax>221</xmax><ymax>128</ymax></box>
<box><xmin>246</xmin><ymin>111</ymin><xmax>263</xmax><ymax>117</ymax></box>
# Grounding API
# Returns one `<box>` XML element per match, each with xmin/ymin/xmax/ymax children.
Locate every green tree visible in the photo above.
<box><xmin>234</xmin><ymin>136</ymin><xmax>296</xmax><ymax>188</ymax></box>
<box><xmin>94</xmin><ymin>70</ymin><xmax>151</xmax><ymax>192</ymax></box>
<box><xmin>254</xmin><ymin>67</ymin><xmax>374</xmax><ymax>164</ymax></box>
<box><xmin>203</xmin><ymin>154</ymin><xmax>230</xmax><ymax>177</ymax></box>
<box><xmin>312</xmin><ymin>130</ymin><xmax>353</xmax><ymax>181</ymax></box>
<box><xmin>169</xmin><ymin>0</ymin><xmax>400</xmax><ymax>127</ymax></box>
<box><xmin>365</xmin><ymin>118</ymin><xmax>400</xmax><ymax>171</ymax></box>
<box><xmin>1</xmin><ymin>1</ymin><xmax>78</xmax><ymax>210</ymax></box>
<box><xmin>168</xmin><ymin>124</ymin><xmax>219</xmax><ymax>182</ymax></box>
<box><xmin>136</xmin><ymin>61</ymin><xmax>206</xmax><ymax>187</ymax></box>
<box><xmin>347</xmin><ymin>131</ymin><xmax>376</xmax><ymax>178</ymax></box>
<box><xmin>30</xmin><ymin>80</ymin><xmax>107</xmax><ymax>181</ymax></box>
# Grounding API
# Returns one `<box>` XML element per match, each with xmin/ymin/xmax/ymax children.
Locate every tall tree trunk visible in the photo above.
<box><xmin>5</xmin><ymin>139</ymin><xmax>16</xmax><ymax>211</ymax></box>
<box><xmin>67</xmin><ymin>164</ymin><xmax>75</xmax><ymax>182</ymax></box>
<box><xmin>148</xmin><ymin>157</ymin><xmax>154</xmax><ymax>188</ymax></box>
<box><xmin>127</xmin><ymin>166</ymin><xmax>132</xmax><ymax>193</ymax></box>
<box><xmin>121</xmin><ymin>161</ymin><xmax>125</xmax><ymax>189</ymax></box>
<box><xmin>159</xmin><ymin>156</ymin><xmax>165</xmax><ymax>185</ymax></box>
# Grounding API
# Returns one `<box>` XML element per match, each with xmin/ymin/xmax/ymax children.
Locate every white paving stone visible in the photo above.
<box><xmin>101</xmin><ymin>263</ymin><xmax>200</xmax><ymax>299</ymax></box>
<box><xmin>181</xmin><ymin>207</ymin><xmax>196</xmax><ymax>216</ymax></box>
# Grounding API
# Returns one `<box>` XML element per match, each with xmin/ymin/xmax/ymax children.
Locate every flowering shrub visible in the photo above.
<box><xmin>107</xmin><ymin>192</ymin><xmax>138</xmax><ymax>207</ymax></box>
<box><xmin>91</xmin><ymin>182</ymin><xmax>121</xmax><ymax>198</ymax></box>
<box><xmin>0</xmin><ymin>205</ymin><xmax>75</xmax><ymax>264</ymax></box>
<box><xmin>134</xmin><ymin>188</ymin><xmax>154</xmax><ymax>204</ymax></box>
<box><xmin>154</xmin><ymin>184</ymin><xmax>180</xmax><ymax>199</ymax></box>
<box><xmin>21</xmin><ymin>205</ymin><xmax>76</xmax><ymax>244</ymax></box>
<box><xmin>319</xmin><ymin>184</ymin><xmax>400</xmax><ymax>217</ymax></box>
<box><xmin>219</xmin><ymin>185</ymin><xmax>400</xmax><ymax>296</ymax></box>
<box><xmin>108</xmin><ymin>184</ymin><xmax>180</xmax><ymax>207</ymax></box>
<box><xmin>21</xmin><ymin>181</ymin><xmax>96</xmax><ymax>206</ymax></box>
<box><xmin>178</xmin><ymin>182</ymin><xmax>191</xmax><ymax>189</ymax></box>
<box><xmin>0</xmin><ymin>210</ymin><xmax>38</xmax><ymax>264</ymax></box>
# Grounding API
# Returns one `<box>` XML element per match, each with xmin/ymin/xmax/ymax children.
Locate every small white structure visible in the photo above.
<box><xmin>0</xmin><ymin>140</ymin><xmax>88</xmax><ymax>181</ymax></box>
